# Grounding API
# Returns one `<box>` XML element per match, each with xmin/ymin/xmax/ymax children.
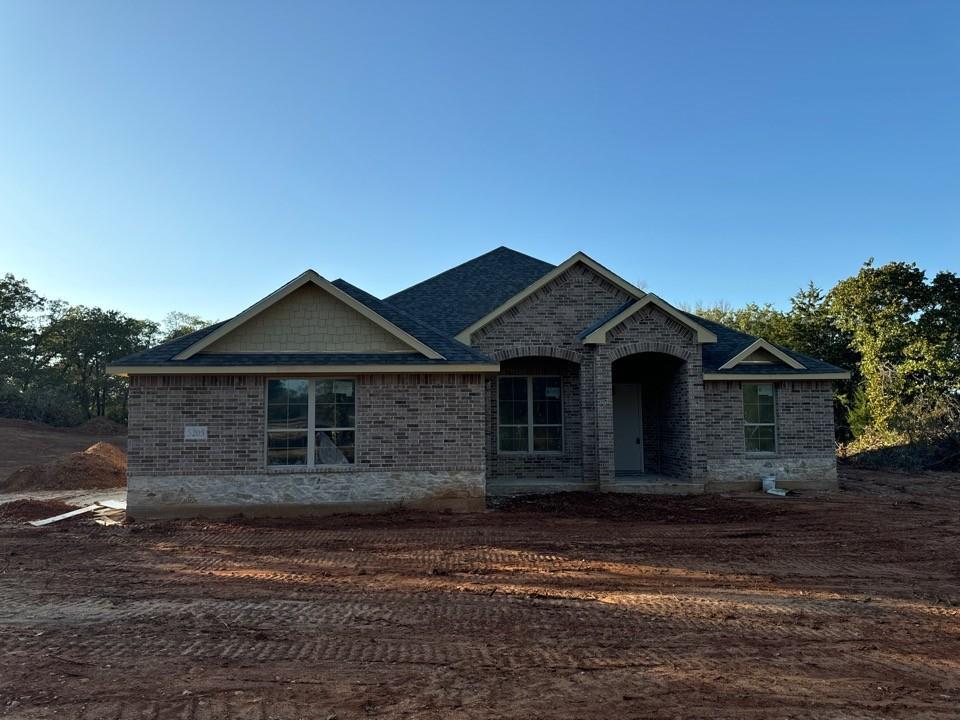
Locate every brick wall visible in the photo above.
<box><xmin>484</xmin><ymin>357</ymin><xmax>583</xmax><ymax>484</ymax></box>
<box><xmin>596</xmin><ymin>306</ymin><xmax>705</xmax><ymax>482</ymax></box>
<box><xmin>471</xmin><ymin>264</ymin><xmax>631</xmax><ymax>490</ymax></box>
<box><xmin>471</xmin><ymin>265</ymin><xmax>709</xmax><ymax>487</ymax></box>
<box><xmin>128</xmin><ymin>375</ymin><xmax>265</xmax><ymax>476</ymax></box>
<box><xmin>472</xmin><ymin>263</ymin><xmax>632</xmax><ymax>355</ymax></box>
<box><xmin>356</xmin><ymin>374</ymin><xmax>485</xmax><ymax>472</ymax></box>
<box><xmin>126</xmin><ymin>373</ymin><xmax>487</xmax><ymax>517</ymax></box>
<box><xmin>704</xmin><ymin>380</ymin><xmax>837</xmax><ymax>488</ymax></box>
<box><xmin>129</xmin><ymin>373</ymin><xmax>485</xmax><ymax>476</ymax></box>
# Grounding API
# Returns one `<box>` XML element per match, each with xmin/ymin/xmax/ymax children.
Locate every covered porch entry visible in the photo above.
<box><xmin>610</xmin><ymin>351</ymin><xmax>700</xmax><ymax>493</ymax></box>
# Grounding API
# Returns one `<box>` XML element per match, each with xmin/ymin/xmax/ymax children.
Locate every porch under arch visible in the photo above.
<box><xmin>607</xmin><ymin>351</ymin><xmax>702</xmax><ymax>494</ymax></box>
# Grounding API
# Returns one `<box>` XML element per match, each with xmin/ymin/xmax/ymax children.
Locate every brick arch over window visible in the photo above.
<box><xmin>492</xmin><ymin>346</ymin><xmax>583</xmax><ymax>364</ymax></box>
<box><xmin>608</xmin><ymin>341</ymin><xmax>692</xmax><ymax>363</ymax></box>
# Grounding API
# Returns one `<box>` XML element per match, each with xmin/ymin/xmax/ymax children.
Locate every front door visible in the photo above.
<box><xmin>613</xmin><ymin>383</ymin><xmax>644</xmax><ymax>476</ymax></box>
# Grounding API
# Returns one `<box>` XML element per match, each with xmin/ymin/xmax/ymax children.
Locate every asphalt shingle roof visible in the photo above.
<box><xmin>111</xmin><ymin>280</ymin><xmax>495</xmax><ymax>368</ymax></box>
<box><xmin>385</xmin><ymin>246</ymin><xmax>556</xmax><ymax>337</ymax></box>
<box><xmin>687</xmin><ymin>313</ymin><xmax>847</xmax><ymax>375</ymax></box>
<box><xmin>111</xmin><ymin>247</ymin><xmax>847</xmax><ymax>377</ymax></box>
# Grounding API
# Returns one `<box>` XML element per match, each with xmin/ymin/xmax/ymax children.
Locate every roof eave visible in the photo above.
<box><xmin>703</xmin><ymin>371</ymin><xmax>850</xmax><ymax>381</ymax></box>
<box><xmin>107</xmin><ymin>362</ymin><xmax>500</xmax><ymax>377</ymax></box>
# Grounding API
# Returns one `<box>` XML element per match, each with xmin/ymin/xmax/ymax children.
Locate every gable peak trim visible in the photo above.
<box><xmin>581</xmin><ymin>294</ymin><xmax>718</xmax><ymax>345</ymax></box>
<box><xmin>718</xmin><ymin>338</ymin><xmax>805</xmax><ymax>370</ymax></box>
<box><xmin>454</xmin><ymin>251</ymin><xmax>645</xmax><ymax>345</ymax></box>
<box><xmin>173</xmin><ymin>270</ymin><xmax>444</xmax><ymax>361</ymax></box>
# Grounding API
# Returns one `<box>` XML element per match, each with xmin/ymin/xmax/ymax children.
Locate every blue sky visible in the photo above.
<box><xmin>1</xmin><ymin>1</ymin><xmax>957</xmax><ymax>323</ymax></box>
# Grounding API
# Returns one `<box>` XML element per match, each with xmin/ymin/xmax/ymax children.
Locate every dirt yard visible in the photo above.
<box><xmin>0</xmin><ymin>419</ymin><xmax>126</xmax><ymax>481</ymax></box>
<box><xmin>1</xmin><ymin>467</ymin><xmax>959</xmax><ymax>719</ymax></box>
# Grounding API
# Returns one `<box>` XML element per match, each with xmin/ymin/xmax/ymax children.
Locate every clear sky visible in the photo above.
<box><xmin>1</xmin><ymin>1</ymin><xmax>957</xmax><ymax>323</ymax></box>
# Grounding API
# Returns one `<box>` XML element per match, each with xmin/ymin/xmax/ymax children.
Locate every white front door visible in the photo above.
<box><xmin>613</xmin><ymin>383</ymin><xmax>644</xmax><ymax>476</ymax></box>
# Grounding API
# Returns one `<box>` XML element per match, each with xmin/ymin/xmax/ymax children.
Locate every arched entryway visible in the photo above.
<box><xmin>611</xmin><ymin>351</ymin><xmax>691</xmax><ymax>480</ymax></box>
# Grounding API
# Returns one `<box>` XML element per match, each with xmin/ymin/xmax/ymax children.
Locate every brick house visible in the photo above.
<box><xmin>109</xmin><ymin>248</ymin><xmax>849</xmax><ymax>518</ymax></box>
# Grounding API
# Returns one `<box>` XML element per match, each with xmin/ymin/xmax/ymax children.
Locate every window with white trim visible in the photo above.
<box><xmin>743</xmin><ymin>382</ymin><xmax>776</xmax><ymax>453</ymax></box>
<box><xmin>498</xmin><ymin>376</ymin><xmax>562</xmax><ymax>453</ymax></box>
<box><xmin>267</xmin><ymin>378</ymin><xmax>355</xmax><ymax>466</ymax></box>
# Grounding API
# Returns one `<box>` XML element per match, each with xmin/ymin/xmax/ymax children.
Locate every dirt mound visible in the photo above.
<box><xmin>493</xmin><ymin>491</ymin><xmax>788</xmax><ymax>523</ymax></box>
<box><xmin>71</xmin><ymin>417</ymin><xmax>127</xmax><ymax>435</ymax></box>
<box><xmin>0</xmin><ymin>442</ymin><xmax>127</xmax><ymax>492</ymax></box>
<box><xmin>0</xmin><ymin>499</ymin><xmax>79</xmax><ymax>521</ymax></box>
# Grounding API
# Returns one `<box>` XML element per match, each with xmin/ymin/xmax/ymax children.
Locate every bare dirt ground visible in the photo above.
<box><xmin>1</xmin><ymin>467</ymin><xmax>959</xmax><ymax>719</ymax></box>
<box><xmin>0</xmin><ymin>419</ymin><xmax>126</xmax><ymax>481</ymax></box>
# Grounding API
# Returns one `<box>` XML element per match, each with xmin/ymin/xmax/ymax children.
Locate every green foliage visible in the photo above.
<box><xmin>161</xmin><ymin>311</ymin><xmax>211</xmax><ymax>342</ymax></box>
<box><xmin>695</xmin><ymin>259</ymin><xmax>960</xmax><ymax>453</ymax></box>
<box><xmin>40</xmin><ymin>306</ymin><xmax>158</xmax><ymax>419</ymax></box>
<box><xmin>0</xmin><ymin>274</ymin><xmax>200</xmax><ymax>425</ymax></box>
<box><xmin>0</xmin><ymin>273</ymin><xmax>44</xmax><ymax>382</ymax></box>
<box><xmin>829</xmin><ymin>260</ymin><xmax>960</xmax><ymax>439</ymax></box>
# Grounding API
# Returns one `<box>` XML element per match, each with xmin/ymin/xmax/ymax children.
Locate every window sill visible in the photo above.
<box><xmin>745</xmin><ymin>452</ymin><xmax>778</xmax><ymax>458</ymax></box>
<box><xmin>497</xmin><ymin>451</ymin><xmax>564</xmax><ymax>457</ymax></box>
<box><xmin>264</xmin><ymin>464</ymin><xmax>360</xmax><ymax>474</ymax></box>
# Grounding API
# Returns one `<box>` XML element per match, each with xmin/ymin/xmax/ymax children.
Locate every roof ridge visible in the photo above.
<box><xmin>385</xmin><ymin>246</ymin><xmax>554</xmax><ymax>302</ymax></box>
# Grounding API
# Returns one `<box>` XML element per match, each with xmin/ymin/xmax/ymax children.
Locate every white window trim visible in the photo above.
<box><xmin>497</xmin><ymin>375</ymin><xmax>563</xmax><ymax>455</ymax></box>
<box><xmin>265</xmin><ymin>377</ymin><xmax>357</xmax><ymax>467</ymax></box>
<box><xmin>742</xmin><ymin>382</ymin><xmax>777</xmax><ymax>455</ymax></box>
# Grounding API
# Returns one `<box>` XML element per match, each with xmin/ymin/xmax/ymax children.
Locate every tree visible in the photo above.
<box><xmin>0</xmin><ymin>274</ymin><xmax>44</xmax><ymax>383</ymax></box>
<box><xmin>41</xmin><ymin>307</ymin><xmax>158</xmax><ymax>419</ymax></box>
<box><xmin>829</xmin><ymin>260</ymin><xmax>960</xmax><ymax>440</ymax></box>
<box><xmin>161</xmin><ymin>311</ymin><xmax>212</xmax><ymax>342</ymax></box>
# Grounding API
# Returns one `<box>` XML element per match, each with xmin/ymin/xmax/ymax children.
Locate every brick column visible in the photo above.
<box><xmin>686</xmin><ymin>354</ymin><xmax>708</xmax><ymax>480</ymax></box>
<box><xmin>594</xmin><ymin>349</ymin><xmax>615</xmax><ymax>489</ymax></box>
<box><xmin>579</xmin><ymin>350</ymin><xmax>599</xmax><ymax>487</ymax></box>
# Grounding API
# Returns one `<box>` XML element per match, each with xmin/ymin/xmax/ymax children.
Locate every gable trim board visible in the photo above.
<box><xmin>581</xmin><ymin>294</ymin><xmax>718</xmax><ymax>345</ymax></box>
<box><xmin>174</xmin><ymin>270</ymin><xmax>445</xmax><ymax>361</ymax></box>
<box><xmin>718</xmin><ymin>338</ymin><xmax>805</xmax><ymax>370</ymax></box>
<box><xmin>454</xmin><ymin>252</ymin><xmax>645</xmax><ymax>344</ymax></box>
<box><xmin>108</xmin><ymin>362</ymin><xmax>501</xmax><ymax>376</ymax></box>
<box><xmin>703</xmin><ymin>371</ymin><xmax>849</xmax><ymax>381</ymax></box>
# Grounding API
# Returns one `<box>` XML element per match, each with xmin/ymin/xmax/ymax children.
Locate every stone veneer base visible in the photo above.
<box><xmin>128</xmin><ymin>470</ymin><xmax>485</xmax><ymax>519</ymax></box>
<box><xmin>704</xmin><ymin>456</ymin><xmax>838</xmax><ymax>492</ymax></box>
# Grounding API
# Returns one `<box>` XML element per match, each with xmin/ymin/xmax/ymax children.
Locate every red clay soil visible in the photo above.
<box><xmin>0</xmin><ymin>441</ymin><xmax>126</xmax><ymax>492</ymax></box>
<box><xmin>496</xmin><ymin>489</ymin><xmax>791</xmax><ymax>522</ymax></box>
<box><xmin>0</xmin><ymin>418</ymin><xmax>127</xmax><ymax>480</ymax></box>
<box><xmin>1</xmin><ymin>466</ymin><xmax>959</xmax><ymax>719</ymax></box>
<box><xmin>0</xmin><ymin>499</ymin><xmax>79</xmax><ymax>522</ymax></box>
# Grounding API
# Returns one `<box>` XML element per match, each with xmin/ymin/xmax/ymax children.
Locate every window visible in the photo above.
<box><xmin>267</xmin><ymin>378</ymin><xmax>355</xmax><ymax>466</ymax></box>
<box><xmin>498</xmin><ymin>376</ymin><xmax>562</xmax><ymax>453</ymax></box>
<box><xmin>743</xmin><ymin>383</ymin><xmax>776</xmax><ymax>453</ymax></box>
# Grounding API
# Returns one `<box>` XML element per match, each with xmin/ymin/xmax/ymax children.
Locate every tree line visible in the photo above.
<box><xmin>1</xmin><ymin>261</ymin><xmax>958</xmax><ymax>460</ymax></box>
<box><xmin>691</xmin><ymin>259</ymin><xmax>960</xmax><ymax>459</ymax></box>
<box><xmin>0</xmin><ymin>274</ymin><xmax>209</xmax><ymax>425</ymax></box>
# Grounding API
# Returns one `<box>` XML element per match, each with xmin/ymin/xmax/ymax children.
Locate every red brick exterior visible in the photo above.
<box><xmin>126</xmin><ymin>261</ymin><xmax>839</xmax><ymax>508</ymax></box>
<box><xmin>128</xmin><ymin>374</ymin><xmax>485</xmax><ymax>476</ymax></box>
<box><xmin>472</xmin><ymin>264</ymin><xmax>836</xmax><ymax>489</ymax></box>
<box><xmin>703</xmin><ymin>380</ymin><xmax>837</xmax><ymax>487</ymax></box>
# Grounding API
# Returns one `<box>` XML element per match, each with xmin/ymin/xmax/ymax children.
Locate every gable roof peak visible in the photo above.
<box><xmin>171</xmin><ymin>268</ymin><xmax>444</xmax><ymax>361</ymax></box>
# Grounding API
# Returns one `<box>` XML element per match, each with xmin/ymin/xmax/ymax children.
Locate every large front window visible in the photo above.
<box><xmin>267</xmin><ymin>378</ymin><xmax>355</xmax><ymax>466</ymax></box>
<box><xmin>498</xmin><ymin>376</ymin><xmax>562</xmax><ymax>453</ymax></box>
<box><xmin>743</xmin><ymin>382</ymin><xmax>776</xmax><ymax>453</ymax></box>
